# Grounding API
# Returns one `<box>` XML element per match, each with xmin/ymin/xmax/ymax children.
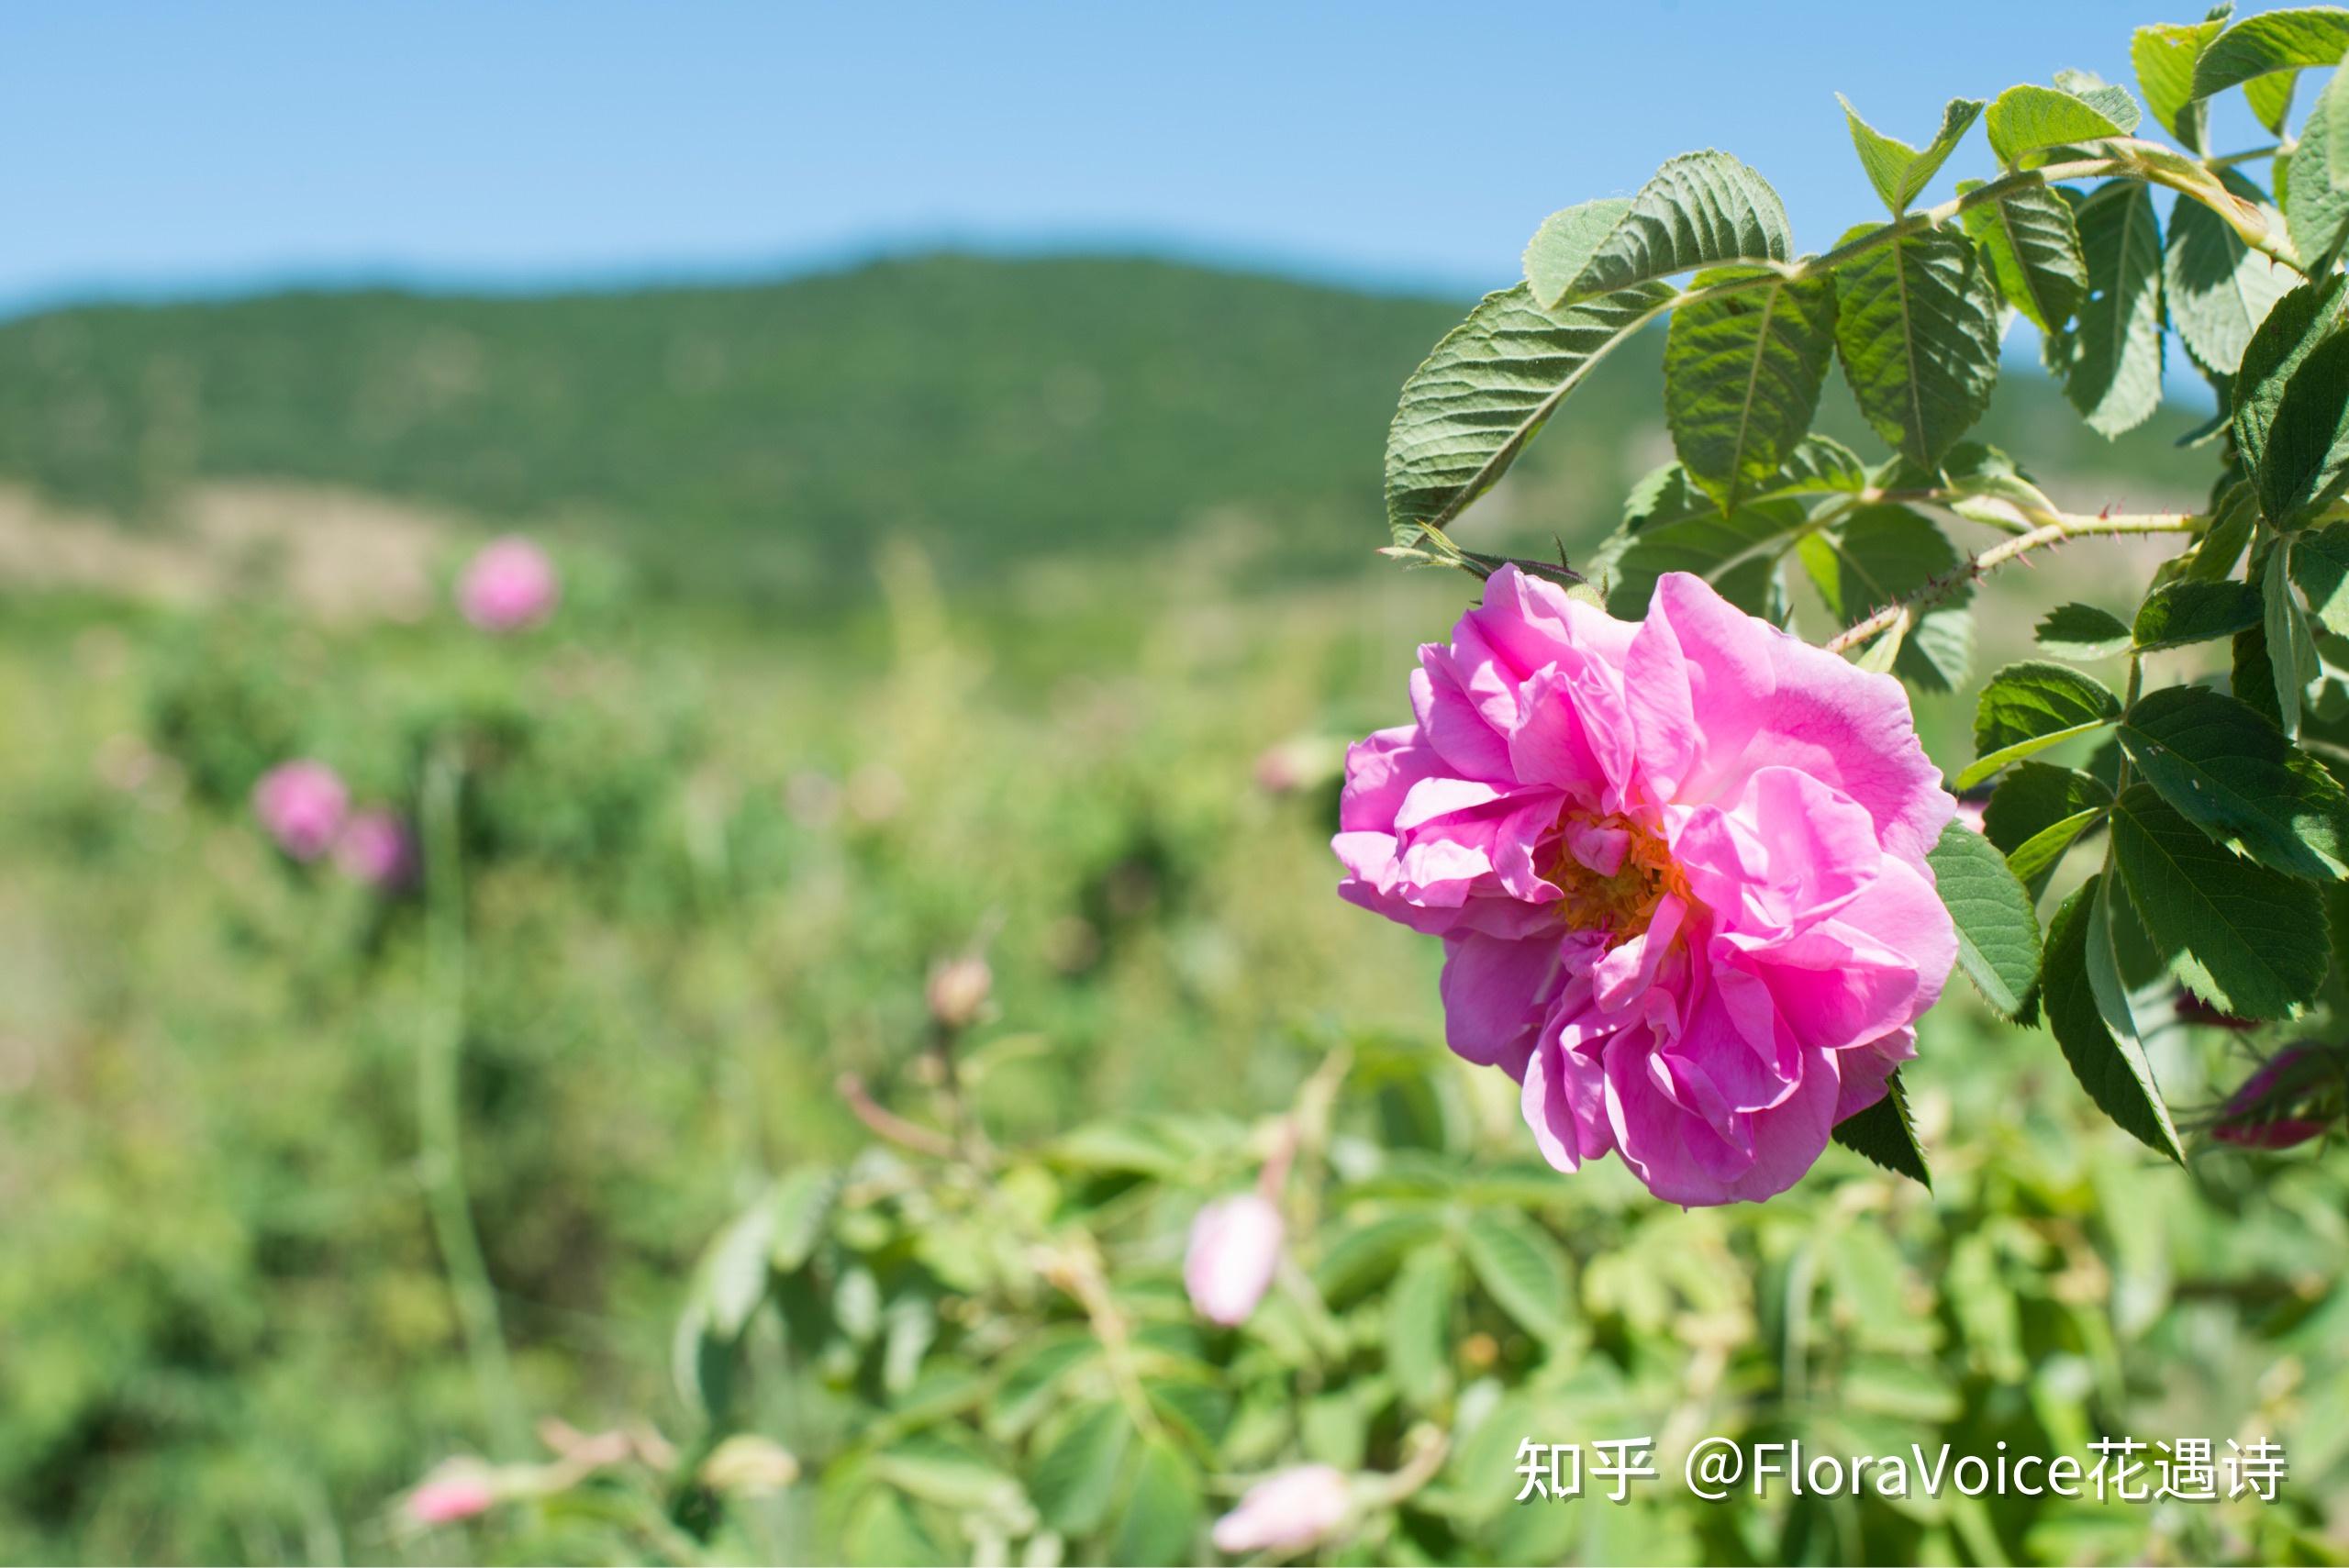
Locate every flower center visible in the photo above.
<box><xmin>1546</xmin><ymin>810</ymin><xmax>1687</xmax><ymax>945</ymax></box>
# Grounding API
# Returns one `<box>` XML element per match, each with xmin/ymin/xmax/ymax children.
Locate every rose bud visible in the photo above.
<box><xmin>457</xmin><ymin>537</ymin><xmax>560</xmax><ymax>632</ymax></box>
<box><xmin>925</xmin><ymin>954</ymin><xmax>993</xmax><ymax>1030</ymax></box>
<box><xmin>251</xmin><ymin>760</ymin><xmax>349</xmax><ymax>861</ymax></box>
<box><xmin>1185</xmin><ymin>1192</ymin><xmax>1284</xmax><ymax>1326</ymax></box>
<box><xmin>335</xmin><ymin>807</ymin><xmax>417</xmax><ymax>891</ymax></box>
<box><xmin>2212</xmin><ymin>1044</ymin><xmax>2337</xmax><ymax>1149</ymax></box>
<box><xmin>403</xmin><ymin>1461</ymin><xmax>497</xmax><ymax>1527</ymax></box>
<box><xmin>1211</xmin><ymin>1464</ymin><xmax>1353</xmax><ymax>1556</ymax></box>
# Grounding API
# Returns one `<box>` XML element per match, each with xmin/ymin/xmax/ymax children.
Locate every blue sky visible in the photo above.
<box><xmin>1</xmin><ymin>0</ymin><xmax>2275</xmax><ymax>313</ymax></box>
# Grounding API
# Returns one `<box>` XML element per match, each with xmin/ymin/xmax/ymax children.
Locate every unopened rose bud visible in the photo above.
<box><xmin>926</xmin><ymin>955</ymin><xmax>993</xmax><ymax>1029</ymax></box>
<box><xmin>1185</xmin><ymin>1192</ymin><xmax>1284</xmax><ymax>1326</ymax></box>
<box><xmin>1210</xmin><ymin>1464</ymin><xmax>1353</xmax><ymax>1556</ymax></box>
<box><xmin>2213</xmin><ymin>1043</ymin><xmax>2337</xmax><ymax>1148</ymax></box>
<box><xmin>335</xmin><ymin>807</ymin><xmax>417</xmax><ymax>891</ymax></box>
<box><xmin>404</xmin><ymin>1461</ymin><xmax>497</xmax><ymax>1526</ymax></box>
<box><xmin>699</xmin><ymin>1434</ymin><xmax>801</xmax><ymax>1496</ymax></box>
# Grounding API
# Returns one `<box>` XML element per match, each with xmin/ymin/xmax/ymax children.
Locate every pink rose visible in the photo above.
<box><xmin>2212</xmin><ymin>1044</ymin><xmax>2336</xmax><ymax>1149</ymax></box>
<box><xmin>335</xmin><ymin>808</ymin><xmax>417</xmax><ymax>891</ymax></box>
<box><xmin>457</xmin><ymin>537</ymin><xmax>559</xmax><ymax>632</ymax></box>
<box><xmin>251</xmin><ymin>760</ymin><xmax>349</xmax><ymax>862</ymax></box>
<box><xmin>1185</xmin><ymin>1193</ymin><xmax>1284</xmax><ymax>1325</ymax></box>
<box><xmin>1334</xmin><ymin>568</ymin><xmax>1956</xmax><ymax>1206</ymax></box>
<box><xmin>1211</xmin><ymin>1464</ymin><xmax>1352</xmax><ymax>1556</ymax></box>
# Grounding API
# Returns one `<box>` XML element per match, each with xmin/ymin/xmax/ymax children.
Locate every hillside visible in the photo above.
<box><xmin>0</xmin><ymin>252</ymin><xmax>2214</xmax><ymax>599</ymax></box>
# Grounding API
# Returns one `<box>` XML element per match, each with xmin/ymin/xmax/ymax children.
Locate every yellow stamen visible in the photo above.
<box><xmin>1547</xmin><ymin>811</ymin><xmax>1686</xmax><ymax>945</ymax></box>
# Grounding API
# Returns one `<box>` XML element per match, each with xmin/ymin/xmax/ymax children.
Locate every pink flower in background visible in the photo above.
<box><xmin>336</xmin><ymin>808</ymin><xmax>417</xmax><ymax>891</ymax></box>
<box><xmin>404</xmin><ymin>1462</ymin><xmax>496</xmax><ymax>1526</ymax></box>
<box><xmin>1185</xmin><ymin>1192</ymin><xmax>1284</xmax><ymax>1325</ymax></box>
<box><xmin>1211</xmin><ymin>1464</ymin><xmax>1352</xmax><ymax>1555</ymax></box>
<box><xmin>251</xmin><ymin>760</ymin><xmax>350</xmax><ymax>861</ymax></box>
<box><xmin>1333</xmin><ymin>568</ymin><xmax>1956</xmax><ymax>1207</ymax></box>
<box><xmin>2212</xmin><ymin>1045</ymin><xmax>2336</xmax><ymax>1149</ymax></box>
<box><xmin>457</xmin><ymin>536</ymin><xmax>560</xmax><ymax>631</ymax></box>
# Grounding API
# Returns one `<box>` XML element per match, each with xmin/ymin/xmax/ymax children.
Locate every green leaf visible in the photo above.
<box><xmin>2042</xmin><ymin>874</ymin><xmax>2188</xmax><ymax>1162</ymax></box>
<box><xmin>2257</xmin><ymin>328</ymin><xmax>2349</xmax><ymax>529</ymax></box>
<box><xmin>1839</xmin><ymin>95</ymin><xmax>1984</xmax><ymax>214</ymax></box>
<box><xmin>2110</xmin><ymin>782</ymin><xmax>2330</xmax><ymax>1018</ymax></box>
<box><xmin>1960</xmin><ymin>661</ymin><xmax>2123</xmax><ymax>788</ymax></box>
<box><xmin>1984</xmin><ymin>761</ymin><xmax>2113</xmax><ymax>856</ymax></box>
<box><xmin>1385</xmin><ymin>1245</ymin><xmax>1459</xmax><ymax>1409</ymax></box>
<box><xmin>1831</xmin><ymin>227</ymin><xmax>2003</xmax><ymax>468</ymax></box>
<box><xmin>1770</xmin><ymin>433</ymin><xmax>1873</xmax><ymax>495</ymax></box>
<box><xmin>1984</xmin><ymin>82</ymin><xmax>2131</xmax><ymax>165</ymax></box>
<box><xmin>2165</xmin><ymin>171</ymin><xmax>2294</xmax><ymax>376</ymax></box>
<box><xmin>2051</xmin><ymin>182</ymin><xmax>2165</xmax><ymax>439</ymax></box>
<box><xmin>2132</xmin><ymin>579</ymin><xmax>2266</xmax><ymax>650</ymax></box>
<box><xmin>1520</xmin><ymin>197</ymin><xmax>1633</xmax><ymax>309</ymax></box>
<box><xmin>2035</xmin><ymin>602</ymin><xmax>2132</xmax><ymax>659</ymax></box>
<box><xmin>767</xmin><ymin>1164</ymin><xmax>842</xmax><ymax>1273</ymax></box>
<box><xmin>2135</xmin><ymin>15</ymin><xmax>2233</xmax><ymax>151</ymax></box>
<box><xmin>1830</xmin><ymin>1072</ymin><xmax>1931</xmax><ymax>1187</ymax></box>
<box><xmin>2012</xmin><ymin>808</ymin><xmax>2110</xmax><ymax>897</ymax></box>
<box><xmin>1030</xmin><ymin>1402</ymin><xmax>1131</xmax><ymax>1537</ymax></box>
<box><xmin>1601</xmin><ymin>501</ymin><xmax>1805</xmax><ymax>618</ymax></box>
<box><xmin>2291</xmin><ymin>520</ymin><xmax>2349</xmax><ymax>631</ymax></box>
<box><xmin>2054</xmin><ymin>69</ymin><xmax>2145</xmax><ymax>132</ymax></box>
<box><xmin>1461</xmin><ymin>1210</ymin><xmax>1571</xmax><ymax>1341</ymax></box>
<box><xmin>2246</xmin><ymin>67</ymin><xmax>2300</xmax><ymax>134</ymax></box>
<box><xmin>2288</xmin><ymin>89</ymin><xmax>2349</xmax><ymax>262</ymax></box>
<box><xmin>1926</xmin><ymin>819</ymin><xmax>2043</xmax><ymax>1017</ymax></box>
<box><xmin>2118</xmin><ymin>682</ymin><xmax>2349</xmax><ymax>879</ymax></box>
<box><xmin>1315</xmin><ymin>1210</ymin><xmax>1444</xmax><ymax>1305</ymax></box>
<box><xmin>2191</xmin><ymin>6</ymin><xmax>2349</xmax><ymax>97</ymax></box>
<box><xmin>2268</xmin><ymin>539</ymin><xmax>2318</xmax><ymax>733</ymax></box>
<box><xmin>1664</xmin><ymin>269</ymin><xmax>1838</xmax><ymax>511</ymax></box>
<box><xmin>2235</xmin><ymin>617</ymin><xmax>2287</xmax><ymax>727</ymax></box>
<box><xmin>1799</xmin><ymin>505</ymin><xmax>1972</xmax><ymax>690</ymax></box>
<box><xmin>1958</xmin><ymin>180</ymin><xmax>2087</xmax><ymax>335</ymax></box>
<box><xmin>843</xmin><ymin>1489</ymin><xmax>950</xmax><ymax>1568</ymax></box>
<box><xmin>2324</xmin><ymin>47</ymin><xmax>2349</xmax><ymax>184</ymax></box>
<box><xmin>1385</xmin><ymin>281</ymin><xmax>1675</xmax><ymax>543</ymax></box>
<box><xmin>2187</xmin><ymin>483</ymin><xmax>2260</xmax><ymax>580</ymax></box>
<box><xmin>2233</xmin><ymin>275</ymin><xmax>2349</xmax><ymax>503</ymax></box>
<box><xmin>1525</xmin><ymin>150</ymin><xmax>1793</xmax><ymax>308</ymax></box>
<box><xmin>874</xmin><ymin>1429</ymin><xmax>1025</xmax><ymax>1514</ymax></box>
<box><xmin>1107</xmin><ymin>1437</ymin><xmax>1201</xmax><ymax>1568</ymax></box>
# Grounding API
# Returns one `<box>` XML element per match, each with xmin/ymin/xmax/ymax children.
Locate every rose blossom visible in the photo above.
<box><xmin>1211</xmin><ymin>1464</ymin><xmax>1353</xmax><ymax>1556</ymax></box>
<box><xmin>1334</xmin><ymin>568</ymin><xmax>1956</xmax><ymax>1206</ymax></box>
<box><xmin>335</xmin><ymin>807</ymin><xmax>417</xmax><ymax>890</ymax></box>
<box><xmin>404</xmin><ymin>1462</ymin><xmax>497</xmax><ymax>1526</ymax></box>
<box><xmin>457</xmin><ymin>536</ymin><xmax>560</xmax><ymax>631</ymax></box>
<box><xmin>251</xmin><ymin>760</ymin><xmax>350</xmax><ymax>861</ymax></box>
<box><xmin>1185</xmin><ymin>1192</ymin><xmax>1284</xmax><ymax>1325</ymax></box>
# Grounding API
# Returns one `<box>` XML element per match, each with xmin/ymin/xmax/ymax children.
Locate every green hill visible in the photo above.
<box><xmin>0</xmin><ymin>252</ymin><xmax>2214</xmax><ymax>598</ymax></box>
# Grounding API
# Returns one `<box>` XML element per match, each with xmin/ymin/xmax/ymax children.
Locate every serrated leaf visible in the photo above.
<box><xmin>1030</xmin><ymin>1403</ymin><xmax>1131</xmax><ymax>1537</ymax></box>
<box><xmin>2110</xmin><ymin>782</ymin><xmax>2330</xmax><ymax>1017</ymax></box>
<box><xmin>767</xmin><ymin>1164</ymin><xmax>842</xmax><ymax>1273</ymax></box>
<box><xmin>2258</xmin><ymin>328</ymin><xmax>2349</xmax><ymax>528</ymax></box>
<box><xmin>2136</xmin><ymin>16</ymin><xmax>2232</xmax><ymax>150</ymax></box>
<box><xmin>1840</xmin><ymin>95</ymin><xmax>1983</xmax><ymax>214</ymax></box>
<box><xmin>2052</xmin><ymin>181</ymin><xmax>2165</xmax><ymax>439</ymax></box>
<box><xmin>2132</xmin><ymin>579</ymin><xmax>2266</xmax><ymax>650</ymax></box>
<box><xmin>1927</xmin><ymin>818</ymin><xmax>2043</xmax><ymax>1017</ymax></box>
<box><xmin>1830</xmin><ymin>1072</ymin><xmax>1931</xmax><ymax>1187</ymax></box>
<box><xmin>2234</xmin><ymin>276</ymin><xmax>2349</xmax><ymax>500</ymax></box>
<box><xmin>2291</xmin><ymin>520</ymin><xmax>2349</xmax><ymax>631</ymax></box>
<box><xmin>2288</xmin><ymin>90</ymin><xmax>2349</xmax><ymax>262</ymax></box>
<box><xmin>2324</xmin><ymin>48</ymin><xmax>2349</xmax><ymax>185</ymax></box>
<box><xmin>2036</xmin><ymin>602</ymin><xmax>2132</xmax><ymax>659</ymax></box>
<box><xmin>2042</xmin><ymin>874</ymin><xmax>2188</xmax><ymax>1161</ymax></box>
<box><xmin>1985</xmin><ymin>762</ymin><xmax>2114</xmax><ymax>855</ymax></box>
<box><xmin>843</xmin><ymin>1489</ymin><xmax>950</xmax><ymax>1568</ymax></box>
<box><xmin>1959</xmin><ymin>180</ymin><xmax>2087</xmax><ymax>334</ymax></box>
<box><xmin>2118</xmin><ymin>681</ymin><xmax>2349</xmax><ymax>879</ymax></box>
<box><xmin>1461</xmin><ymin>1210</ymin><xmax>1570</xmax><ymax>1340</ymax></box>
<box><xmin>1985</xmin><ymin>83</ymin><xmax>2131</xmax><ymax>165</ymax></box>
<box><xmin>874</xmin><ymin>1429</ymin><xmax>1024</xmax><ymax>1513</ymax></box>
<box><xmin>1960</xmin><ymin>661</ymin><xmax>2123</xmax><ymax>788</ymax></box>
<box><xmin>1799</xmin><ymin>504</ymin><xmax>1972</xmax><ymax>689</ymax></box>
<box><xmin>1521</xmin><ymin>197</ymin><xmax>1633</xmax><ymax>308</ymax></box>
<box><xmin>1832</xmin><ymin>227</ymin><xmax>2002</xmax><ymax>468</ymax></box>
<box><xmin>1315</xmin><ymin>1210</ymin><xmax>1444</xmax><ymax>1306</ymax></box>
<box><xmin>2188</xmin><ymin>483</ymin><xmax>2260</xmax><ymax>580</ymax></box>
<box><xmin>1385</xmin><ymin>1245</ymin><xmax>1459</xmax><ymax>1409</ymax></box>
<box><xmin>2013</xmin><ymin>808</ymin><xmax>2110</xmax><ymax>897</ymax></box>
<box><xmin>1108</xmin><ymin>1437</ymin><xmax>1202</xmax><ymax>1568</ymax></box>
<box><xmin>2165</xmin><ymin>171</ymin><xmax>2295</xmax><ymax>376</ymax></box>
<box><xmin>1601</xmin><ymin>501</ymin><xmax>1805</xmax><ymax>618</ymax></box>
<box><xmin>2235</xmin><ymin>617</ymin><xmax>2287</xmax><ymax>726</ymax></box>
<box><xmin>2191</xmin><ymin>7</ymin><xmax>2349</xmax><ymax>97</ymax></box>
<box><xmin>1527</xmin><ymin>150</ymin><xmax>1793</xmax><ymax>308</ymax></box>
<box><xmin>2268</xmin><ymin>539</ymin><xmax>2317</xmax><ymax>733</ymax></box>
<box><xmin>1664</xmin><ymin>269</ymin><xmax>1837</xmax><ymax>511</ymax></box>
<box><xmin>2246</xmin><ymin>67</ymin><xmax>2300</xmax><ymax>133</ymax></box>
<box><xmin>1385</xmin><ymin>281</ymin><xmax>1675</xmax><ymax>543</ymax></box>
<box><xmin>2084</xmin><ymin>877</ymin><xmax>2147</xmax><ymax>1069</ymax></box>
<box><xmin>2054</xmin><ymin>69</ymin><xmax>2145</xmax><ymax>132</ymax></box>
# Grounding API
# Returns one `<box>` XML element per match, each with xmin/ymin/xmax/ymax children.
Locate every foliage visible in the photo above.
<box><xmin>1380</xmin><ymin>2</ymin><xmax>2349</xmax><ymax>1184</ymax></box>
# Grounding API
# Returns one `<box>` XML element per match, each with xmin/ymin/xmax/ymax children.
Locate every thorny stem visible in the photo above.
<box><xmin>1824</xmin><ymin>512</ymin><xmax>2204</xmax><ymax>654</ymax></box>
<box><xmin>418</xmin><ymin>747</ymin><xmax>529</xmax><ymax>1461</ymax></box>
